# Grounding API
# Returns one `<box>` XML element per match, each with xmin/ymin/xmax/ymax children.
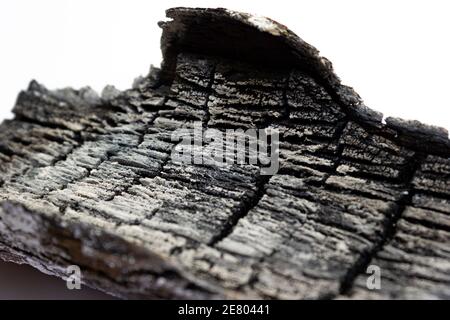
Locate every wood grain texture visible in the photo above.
<box><xmin>0</xmin><ymin>7</ymin><xmax>449</xmax><ymax>299</ymax></box>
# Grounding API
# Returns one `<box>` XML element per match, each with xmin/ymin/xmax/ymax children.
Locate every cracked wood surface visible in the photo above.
<box><xmin>0</xmin><ymin>7</ymin><xmax>449</xmax><ymax>299</ymax></box>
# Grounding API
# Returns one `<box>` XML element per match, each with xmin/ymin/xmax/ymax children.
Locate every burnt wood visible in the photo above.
<box><xmin>0</xmin><ymin>7</ymin><xmax>449</xmax><ymax>299</ymax></box>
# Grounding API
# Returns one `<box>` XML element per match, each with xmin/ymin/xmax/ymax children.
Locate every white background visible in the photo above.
<box><xmin>0</xmin><ymin>0</ymin><xmax>449</xmax><ymax>299</ymax></box>
<box><xmin>1</xmin><ymin>0</ymin><xmax>449</xmax><ymax>130</ymax></box>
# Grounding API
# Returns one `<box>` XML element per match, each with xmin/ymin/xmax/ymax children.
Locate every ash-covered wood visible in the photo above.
<box><xmin>0</xmin><ymin>7</ymin><xmax>449</xmax><ymax>299</ymax></box>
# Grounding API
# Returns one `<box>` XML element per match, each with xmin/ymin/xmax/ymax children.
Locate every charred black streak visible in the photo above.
<box><xmin>338</xmin><ymin>152</ymin><xmax>426</xmax><ymax>296</ymax></box>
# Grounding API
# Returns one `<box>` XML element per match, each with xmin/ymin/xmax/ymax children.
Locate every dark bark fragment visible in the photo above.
<box><xmin>0</xmin><ymin>7</ymin><xmax>449</xmax><ymax>299</ymax></box>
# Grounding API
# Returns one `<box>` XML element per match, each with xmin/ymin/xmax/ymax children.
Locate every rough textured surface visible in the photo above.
<box><xmin>0</xmin><ymin>7</ymin><xmax>449</xmax><ymax>299</ymax></box>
